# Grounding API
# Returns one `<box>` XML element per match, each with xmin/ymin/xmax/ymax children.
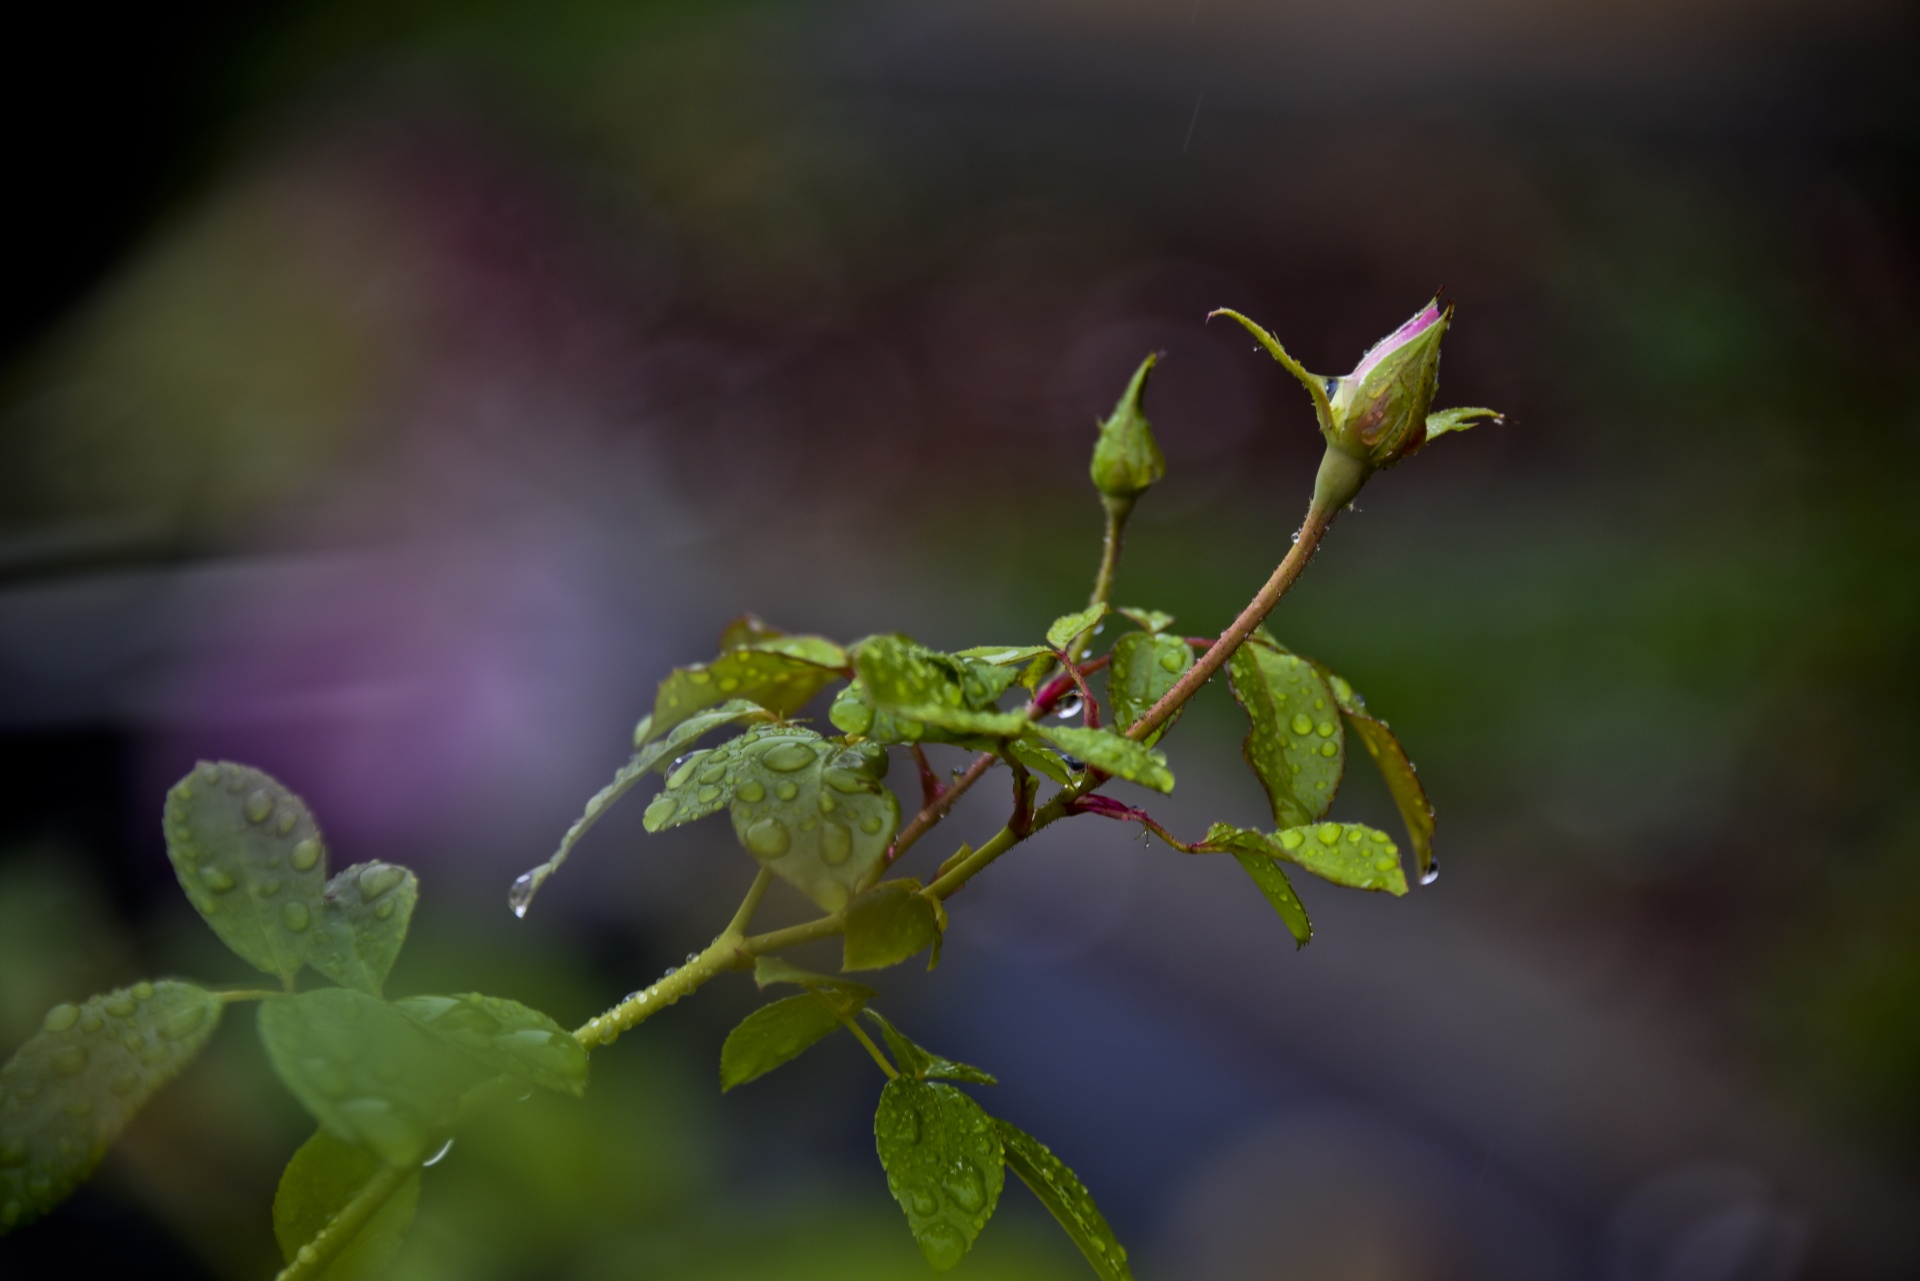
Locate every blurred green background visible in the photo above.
<box><xmin>3</xmin><ymin>0</ymin><xmax>1918</xmax><ymax>1277</ymax></box>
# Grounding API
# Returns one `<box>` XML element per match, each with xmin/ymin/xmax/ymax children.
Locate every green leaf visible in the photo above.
<box><xmin>1106</xmin><ymin>631</ymin><xmax>1192</xmax><ymax>738</ymax></box>
<box><xmin>308</xmin><ymin>863</ymin><xmax>417</xmax><ymax>997</ymax></box>
<box><xmin>259</xmin><ymin>989</ymin><xmax>487</xmax><ymax>1166</ymax></box>
<box><xmin>843</xmin><ymin>881</ymin><xmax>941</xmax><ymax>972</ymax></box>
<box><xmin>752</xmin><ymin>957</ymin><xmax>876</xmax><ymax>1004</ymax></box>
<box><xmin>1004</xmin><ymin>738</ymin><xmax>1073</xmax><ymax>786</ymax></box>
<box><xmin>1045</xmin><ymin>602</ymin><xmax>1110</xmax><ymax>651</ymax></box>
<box><xmin>1227</xmin><ymin>639</ymin><xmax>1344</xmax><ymax>826</ymax></box>
<box><xmin>717</xmin><ymin>614</ymin><xmax>851</xmax><ymax>669</ymax></box>
<box><xmin>392</xmin><ymin>995</ymin><xmax>588</xmax><ymax>1099</ymax></box>
<box><xmin>1199</xmin><ymin>824</ymin><xmax>1312</xmax><ymax>947</ymax></box>
<box><xmin>951</xmin><ymin>644</ymin><xmax>1053</xmax><ymax>666</ymax></box>
<box><xmin>164</xmin><ymin>762</ymin><xmax>330</xmax><ymax>984</ymax></box>
<box><xmin>1273</xmin><ymin>822</ymin><xmax>1407</xmax><ymax>895</ymax></box>
<box><xmin>874</xmin><ymin>1079</ymin><xmax>1005</xmax><ymax>1270</ymax></box>
<box><xmin>721</xmin><ymin>730</ymin><xmax>900</xmax><ymax>911</ymax></box>
<box><xmin>886</xmin><ymin>705</ymin><xmax>1029</xmax><ymax>738</ymax></box>
<box><xmin>719</xmin><ymin>992</ymin><xmax>861</xmax><ymax>1091</ymax></box>
<box><xmin>520</xmin><ymin>700</ymin><xmax>773</xmax><ymax>914</ymax></box>
<box><xmin>995</xmin><ymin>1118</ymin><xmax>1133</xmax><ymax>1281</ymax></box>
<box><xmin>1036</xmin><ymin>726</ymin><xmax>1174</xmax><ymax>793</ymax></box>
<box><xmin>0</xmin><ymin>981</ymin><xmax>223</xmax><ymax>1234</ymax></box>
<box><xmin>1319</xmin><ymin>667</ymin><xmax>1437</xmax><ymax>884</ymax></box>
<box><xmin>273</xmin><ymin>1129</ymin><xmax>421</xmax><ymax>1280</ymax></box>
<box><xmin>862</xmin><ymin>1011</ymin><xmax>997</xmax><ymax>1086</ymax></box>
<box><xmin>1424</xmin><ymin>405</ymin><xmax>1503</xmax><ymax>440</ymax></box>
<box><xmin>650</xmin><ymin>648</ymin><xmax>843</xmax><ymax>742</ymax></box>
<box><xmin>1115</xmin><ymin>607</ymin><xmax>1174</xmax><ymax>635</ymax></box>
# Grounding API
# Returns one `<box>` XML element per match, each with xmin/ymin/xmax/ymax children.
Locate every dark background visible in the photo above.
<box><xmin>3</xmin><ymin>1</ymin><xmax>1918</xmax><ymax>1278</ymax></box>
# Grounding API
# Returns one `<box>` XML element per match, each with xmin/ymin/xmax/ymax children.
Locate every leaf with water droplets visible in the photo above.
<box><xmin>1269</xmin><ymin>821</ymin><xmax>1407</xmax><ymax>895</ymax></box>
<box><xmin>1107</xmin><ymin>631</ymin><xmax>1192</xmax><ymax>739</ymax></box>
<box><xmin>520</xmin><ymin>701</ymin><xmax>773</xmax><ymax>913</ymax></box>
<box><xmin>723</xmin><ymin>730</ymin><xmax>899</xmax><ymax>911</ymax></box>
<box><xmin>0</xmin><ymin>980</ymin><xmax>222</xmax><ymax>1235</ymax></box>
<box><xmin>273</xmin><ymin>1128</ymin><xmax>421</xmax><ymax>1281</ymax></box>
<box><xmin>1115</xmin><ymin>607</ymin><xmax>1174</xmax><ymax>635</ymax></box>
<box><xmin>1035</xmin><ymin>726</ymin><xmax>1174</xmax><ymax>793</ymax></box>
<box><xmin>717</xmin><ymin>614</ymin><xmax>850</xmax><ymax>668</ymax></box>
<box><xmin>1227</xmin><ymin>637</ymin><xmax>1345</xmax><ymax>827</ymax></box>
<box><xmin>874</xmin><ymin>1079</ymin><xmax>1005</xmax><ymax>1270</ymax></box>
<box><xmin>1004</xmin><ymin>738</ymin><xmax>1073</xmax><ymax>786</ymax></box>
<box><xmin>950</xmin><ymin>644</ymin><xmax>1053</xmax><ymax>666</ymax></box>
<box><xmin>164</xmin><ymin>762</ymin><xmax>330</xmax><ymax>984</ymax></box>
<box><xmin>995</xmin><ymin>1118</ymin><xmax>1132</xmax><ymax>1281</ymax></box>
<box><xmin>392</xmin><ymin>994</ymin><xmax>588</xmax><ymax>1099</ymax></box>
<box><xmin>719</xmin><ymin>991</ymin><xmax>861</xmax><ymax>1092</ymax></box>
<box><xmin>862</xmin><ymin>1011</ymin><xmax>997</xmax><ymax>1085</ymax></box>
<box><xmin>259</xmin><ymin>989</ymin><xmax>488</xmax><ymax>1167</ymax></box>
<box><xmin>842</xmin><ymin>881</ymin><xmax>941</xmax><ymax>973</ymax></box>
<box><xmin>1045</xmin><ymin>603</ymin><xmax>1110</xmax><ymax>651</ymax></box>
<box><xmin>308</xmin><ymin>863</ymin><xmax>417</xmax><ymax>998</ymax></box>
<box><xmin>1198</xmin><ymin>824</ymin><xmax>1312</xmax><ymax>946</ymax></box>
<box><xmin>1315</xmin><ymin>665</ymin><xmax>1437</xmax><ymax>884</ymax></box>
<box><xmin>650</xmin><ymin>648</ymin><xmax>844</xmax><ymax>743</ymax></box>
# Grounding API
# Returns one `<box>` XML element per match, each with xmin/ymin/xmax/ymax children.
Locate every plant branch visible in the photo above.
<box><xmin>273</xmin><ymin>1162</ymin><xmax>412</xmax><ymax>1281</ymax></box>
<box><xmin>724</xmin><ymin>867</ymin><xmax>775</xmax><ymax>938</ymax></box>
<box><xmin>837</xmin><ymin>1011</ymin><xmax>898</xmax><ymax>1078</ymax></box>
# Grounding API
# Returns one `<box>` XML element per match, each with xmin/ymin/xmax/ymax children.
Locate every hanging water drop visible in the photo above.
<box><xmin>1055</xmin><ymin>694</ymin><xmax>1083</xmax><ymax>721</ymax></box>
<box><xmin>422</xmin><ymin>1139</ymin><xmax>455</xmax><ymax>1167</ymax></box>
<box><xmin>508</xmin><ymin>872</ymin><xmax>538</xmax><ymax>919</ymax></box>
<box><xmin>1419</xmin><ymin>858</ymin><xmax>1440</xmax><ymax>886</ymax></box>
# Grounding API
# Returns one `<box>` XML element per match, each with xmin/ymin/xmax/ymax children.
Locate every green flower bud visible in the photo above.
<box><xmin>1210</xmin><ymin>299</ymin><xmax>1503</xmax><ymax>511</ymax></box>
<box><xmin>1088</xmin><ymin>353</ymin><xmax>1166</xmax><ymax>503</ymax></box>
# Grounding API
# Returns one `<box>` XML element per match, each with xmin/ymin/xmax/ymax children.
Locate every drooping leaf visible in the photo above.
<box><xmin>392</xmin><ymin>995</ymin><xmax>588</xmax><ymax>1099</ymax></box>
<box><xmin>517</xmin><ymin>701</ymin><xmax>773</xmax><ymax>914</ymax></box>
<box><xmin>164</xmin><ymin>762</ymin><xmax>329</xmax><ymax>984</ymax></box>
<box><xmin>719</xmin><ymin>992</ymin><xmax>860</xmax><ymax>1091</ymax></box>
<box><xmin>308</xmin><ymin>863</ymin><xmax>417</xmax><ymax>998</ymax></box>
<box><xmin>862</xmin><ymin>1011</ymin><xmax>997</xmax><ymax>1086</ymax></box>
<box><xmin>874</xmin><ymin>1079</ymin><xmax>1005</xmax><ymax>1270</ymax></box>
<box><xmin>752</xmin><ymin>957</ymin><xmax>876</xmax><ymax>1005</ymax></box>
<box><xmin>0</xmin><ymin>981</ymin><xmax>222</xmax><ymax>1234</ymax></box>
<box><xmin>843</xmin><ymin>881</ymin><xmax>941</xmax><ymax>972</ymax></box>
<box><xmin>1115</xmin><ymin>607</ymin><xmax>1175</xmax><ymax>635</ymax></box>
<box><xmin>1226</xmin><ymin>639</ymin><xmax>1344</xmax><ymax>826</ymax></box>
<box><xmin>1045</xmin><ymin>602</ymin><xmax>1110</xmax><ymax>651</ymax></box>
<box><xmin>1318</xmin><ymin>666</ymin><xmax>1437</xmax><ymax>883</ymax></box>
<box><xmin>650</xmin><ymin>648</ymin><xmax>843</xmax><ymax>742</ymax></box>
<box><xmin>721</xmin><ymin>730</ymin><xmax>899</xmax><ymax>911</ymax></box>
<box><xmin>1107</xmin><ymin>631</ymin><xmax>1192</xmax><ymax>738</ymax></box>
<box><xmin>258</xmin><ymin>989</ymin><xmax>487</xmax><ymax>1167</ymax></box>
<box><xmin>1272</xmin><ymin>822</ymin><xmax>1407</xmax><ymax>895</ymax></box>
<box><xmin>1036</xmin><ymin>726</ymin><xmax>1175</xmax><ymax>793</ymax></box>
<box><xmin>995</xmin><ymin>1118</ymin><xmax>1133</xmax><ymax>1281</ymax></box>
<box><xmin>1199</xmin><ymin>824</ymin><xmax>1312</xmax><ymax>947</ymax></box>
<box><xmin>273</xmin><ymin>1129</ymin><xmax>422</xmax><ymax>1281</ymax></box>
<box><xmin>1004</xmin><ymin>738</ymin><xmax>1072</xmax><ymax>785</ymax></box>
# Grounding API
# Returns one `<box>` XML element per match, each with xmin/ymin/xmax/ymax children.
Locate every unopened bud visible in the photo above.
<box><xmin>1089</xmin><ymin>353</ymin><xmax>1166</xmax><ymax>503</ymax></box>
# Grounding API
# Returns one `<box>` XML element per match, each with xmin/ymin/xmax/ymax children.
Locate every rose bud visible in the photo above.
<box><xmin>1211</xmin><ymin>298</ymin><xmax>1503</xmax><ymax>511</ymax></box>
<box><xmin>1088</xmin><ymin>352</ymin><xmax>1166</xmax><ymax>505</ymax></box>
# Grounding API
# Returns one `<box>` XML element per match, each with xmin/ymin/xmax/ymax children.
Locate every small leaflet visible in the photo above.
<box><xmin>309</xmin><ymin>861</ymin><xmax>417</xmax><ymax>997</ymax></box>
<box><xmin>720</xmin><ymin>992</ymin><xmax>860</xmax><ymax>1092</ymax></box>
<box><xmin>273</xmin><ymin>1129</ymin><xmax>421</xmax><ymax>1277</ymax></box>
<box><xmin>1036</xmin><ymin>726</ymin><xmax>1175</xmax><ymax>793</ymax></box>
<box><xmin>862</xmin><ymin>1011</ymin><xmax>997</xmax><ymax>1086</ymax></box>
<box><xmin>0</xmin><ymin>981</ymin><xmax>223</xmax><ymax>1234</ymax></box>
<box><xmin>843</xmin><ymin>881</ymin><xmax>942</xmax><ymax>972</ymax></box>
<box><xmin>1004</xmin><ymin>738</ymin><xmax>1073</xmax><ymax>785</ymax></box>
<box><xmin>995</xmin><ymin>1118</ymin><xmax>1133</xmax><ymax>1281</ymax></box>
<box><xmin>1424</xmin><ymin>405</ymin><xmax>1503</xmax><ymax>440</ymax></box>
<box><xmin>1107</xmin><ymin>631</ymin><xmax>1192</xmax><ymax>736</ymax></box>
<box><xmin>1044</xmin><ymin>602</ymin><xmax>1110</xmax><ymax>651</ymax></box>
<box><xmin>874</xmin><ymin>1079</ymin><xmax>1005</xmax><ymax>1270</ymax></box>
<box><xmin>1317</xmin><ymin>664</ymin><xmax>1437</xmax><ymax>883</ymax></box>
<box><xmin>392</xmin><ymin>994</ymin><xmax>588</xmax><ymax>1099</ymax></box>
<box><xmin>1199</xmin><ymin>823</ymin><xmax>1312</xmax><ymax>946</ymax></box>
<box><xmin>1115</xmin><ymin>607</ymin><xmax>1175</xmax><ymax>635</ymax></box>
<box><xmin>164</xmin><ymin>762</ymin><xmax>330</xmax><ymax>984</ymax></box>
<box><xmin>1226</xmin><ymin>638</ymin><xmax>1345</xmax><ymax>827</ymax></box>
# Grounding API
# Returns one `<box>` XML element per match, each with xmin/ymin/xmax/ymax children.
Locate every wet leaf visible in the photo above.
<box><xmin>1035</xmin><ymin>726</ymin><xmax>1174</xmax><ymax>793</ymax></box>
<box><xmin>1004</xmin><ymin>738</ymin><xmax>1072</xmax><ymax>786</ymax></box>
<box><xmin>258</xmin><ymin>989</ymin><xmax>486</xmax><ymax>1167</ymax></box>
<box><xmin>650</xmin><ymin>649</ymin><xmax>842</xmax><ymax>741</ymax></box>
<box><xmin>1199</xmin><ymin>824</ymin><xmax>1312</xmax><ymax>946</ymax></box>
<box><xmin>863</xmin><ymin>1011</ymin><xmax>998</xmax><ymax>1085</ymax></box>
<box><xmin>843</xmin><ymin>881</ymin><xmax>941</xmax><ymax>972</ymax></box>
<box><xmin>1318</xmin><ymin>666</ymin><xmax>1437</xmax><ymax>883</ymax></box>
<box><xmin>995</xmin><ymin>1118</ymin><xmax>1132</xmax><ymax>1281</ymax></box>
<box><xmin>1045</xmin><ymin>603</ymin><xmax>1110</xmax><ymax>651</ymax></box>
<box><xmin>164</xmin><ymin>762</ymin><xmax>329</xmax><ymax>984</ymax></box>
<box><xmin>1273</xmin><ymin>821</ymin><xmax>1407</xmax><ymax>895</ymax></box>
<box><xmin>723</xmin><ymin>730</ymin><xmax>899</xmax><ymax>911</ymax></box>
<box><xmin>1115</xmin><ymin>607</ymin><xmax>1174</xmax><ymax>635</ymax></box>
<box><xmin>1107</xmin><ymin>631</ymin><xmax>1192</xmax><ymax>737</ymax></box>
<box><xmin>719</xmin><ymin>992</ymin><xmax>860</xmax><ymax>1091</ymax></box>
<box><xmin>1424</xmin><ymin>405</ymin><xmax>1503</xmax><ymax>440</ymax></box>
<box><xmin>1227</xmin><ymin>638</ymin><xmax>1344</xmax><ymax>826</ymax></box>
<box><xmin>308</xmin><ymin>863</ymin><xmax>417</xmax><ymax>998</ymax></box>
<box><xmin>273</xmin><ymin>1129</ymin><xmax>421</xmax><ymax>1281</ymax></box>
<box><xmin>0</xmin><ymin>981</ymin><xmax>222</xmax><ymax>1234</ymax></box>
<box><xmin>951</xmin><ymin>644</ymin><xmax>1053</xmax><ymax>666</ymax></box>
<box><xmin>875</xmin><ymin>1079</ymin><xmax>1005</xmax><ymax>1270</ymax></box>
<box><xmin>392</xmin><ymin>994</ymin><xmax>587</xmax><ymax>1099</ymax></box>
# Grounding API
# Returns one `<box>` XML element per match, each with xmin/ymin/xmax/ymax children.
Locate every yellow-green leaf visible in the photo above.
<box><xmin>1227</xmin><ymin>639</ymin><xmax>1344</xmax><ymax>826</ymax></box>
<box><xmin>995</xmin><ymin>1118</ymin><xmax>1133</xmax><ymax>1281</ymax></box>
<box><xmin>843</xmin><ymin>881</ymin><xmax>941</xmax><ymax>972</ymax></box>
<box><xmin>1318</xmin><ymin>666</ymin><xmax>1437</xmax><ymax>884</ymax></box>
<box><xmin>1199</xmin><ymin>824</ymin><xmax>1312</xmax><ymax>946</ymax></box>
<box><xmin>1045</xmin><ymin>603</ymin><xmax>1110</xmax><ymax>651</ymax></box>
<box><xmin>1272</xmin><ymin>821</ymin><xmax>1407</xmax><ymax>895</ymax></box>
<box><xmin>874</xmin><ymin>1079</ymin><xmax>1005</xmax><ymax>1270</ymax></box>
<box><xmin>1036</xmin><ymin>726</ymin><xmax>1174</xmax><ymax>793</ymax></box>
<box><xmin>273</xmin><ymin>1129</ymin><xmax>421</xmax><ymax>1281</ymax></box>
<box><xmin>1107</xmin><ymin>631</ymin><xmax>1191</xmax><ymax>738</ymax></box>
<box><xmin>719</xmin><ymin>992</ymin><xmax>860</xmax><ymax>1091</ymax></box>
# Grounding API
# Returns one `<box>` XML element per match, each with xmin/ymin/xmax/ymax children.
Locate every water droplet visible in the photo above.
<box><xmin>201</xmin><ymin>867</ymin><xmax>236</xmax><ymax>892</ymax></box>
<box><xmin>79</xmin><ymin>1012</ymin><xmax>102</xmax><ymax>1034</ymax></box>
<box><xmin>276</xmin><ymin>807</ymin><xmax>298</xmax><ymax>836</ymax></box>
<box><xmin>908</xmin><ymin>1188</ymin><xmax>938</xmax><ymax>1216</ymax></box>
<box><xmin>103</xmin><ymin>993</ymin><xmax>136</xmax><ymax>1019</ymax></box>
<box><xmin>698</xmin><ymin>763</ymin><xmax>728</xmax><ymax>786</ymax></box>
<box><xmin>775</xmin><ymin>781</ymin><xmax>799</xmax><ymax>801</ymax></box>
<box><xmin>282</xmin><ymin>902</ymin><xmax>311</xmax><ymax>932</ymax></box>
<box><xmin>718</xmin><ymin>676</ymin><xmax>740</xmax><ymax>692</ymax></box>
<box><xmin>949</xmin><ymin>1167</ymin><xmax>986</xmax><ymax>1213</ymax></box>
<box><xmin>1317</xmin><ymin>824</ymin><xmax>1342</xmax><ymax>846</ymax></box>
<box><xmin>644</xmin><ymin>795</ymin><xmax>678</xmax><ymax>828</ymax></box>
<box><xmin>375</xmin><ymin>900</ymin><xmax>395</xmax><ymax>920</ymax></box>
<box><xmin>761</xmin><ymin>742</ymin><xmax>816</xmax><ymax>772</ymax></box>
<box><xmin>244</xmin><ymin>790</ymin><xmax>274</xmax><ymax>824</ymax></box>
<box><xmin>359</xmin><ymin>865</ymin><xmax>406</xmax><ymax>901</ymax></box>
<box><xmin>259</xmin><ymin>876</ymin><xmax>281</xmax><ymax>897</ymax></box>
<box><xmin>1158</xmin><ymin>650</ymin><xmax>1184</xmax><ymax>672</ymax></box>
<box><xmin>1347</xmin><ymin>827</ymin><xmax>1364</xmax><ymax>844</ymax></box>
<box><xmin>160</xmin><ymin>1003</ymin><xmax>207</xmax><ymax>1040</ymax></box>
<box><xmin>1420</xmin><ymin>858</ymin><xmax>1440</xmax><ymax>886</ymax></box>
<box><xmin>1279</xmin><ymin>830</ymin><xmax>1305</xmax><ymax>850</ymax></box>
<box><xmin>50</xmin><ymin>1046</ymin><xmax>87</xmax><ymax>1076</ymax></box>
<box><xmin>509</xmin><ymin>872</ymin><xmax>538</xmax><ymax>918</ymax></box>
<box><xmin>665</xmin><ymin>753</ymin><xmax>696</xmax><ymax>782</ymax></box>
<box><xmin>43</xmin><ymin>1004</ymin><xmax>79</xmax><ymax>1033</ymax></box>
<box><xmin>860</xmin><ymin>814</ymin><xmax>883</xmax><ymax>835</ymax></box>
<box><xmin>423</xmin><ymin>1138</ymin><xmax>455</xmax><ymax>1167</ymax></box>
<box><xmin>196</xmin><ymin>762</ymin><xmax>222</xmax><ymax>785</ymax></box>
<box><xmin>1317</xmin><ymin>720</ymin><xmax>1336</xmax><ymax>737</ymax></box>
<box><xmin>1055</xmin><ymin>694</ymin><xmax>1084</xmax><ymax>721</ymax></box>
<box><xmin>1290</xmin><ymin>713</ymin><xmax>1314</xmax><ymax>735</ymax></box>
<box><xmin>820</xmin><ymin>821</ymin><xmax>853</xmax><ymax>865</ymax></box>
<box><xmin>823</xmin><ymin>767</ymin><xmax>865</xmax><ymax>794</ymax></box>
<box><xmin>1319</xmin><ymin>741</ymin><xmax>1338</xmax><ymax>757</ymax></box>
<box><xmin>745</xmin><ymin>818</ymin><xmax>790</xmax><ymax>859</ymax></box>
<box><xmin>688</xmin><ymin>671</ymin><xmax>712</xmax><ymax>685</ymax></box>
<box><xmin>289</xmin><ymin>839</ymin><xmax>321</xmax><ymax>872</ymax></box>
<box><xmin>736</xmin><ymin>779</ymin><xmax>766</xmax><ymax>803</ymax></box>
<box><xmin>695</xmin><ymin>785</ymin><xmax>721</xmax><ymax>804</ymax></box>
<box><xmin>131</xmin><ymin>982</ymin><xmax>154</xmax><ymax>1002</ymax></box>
